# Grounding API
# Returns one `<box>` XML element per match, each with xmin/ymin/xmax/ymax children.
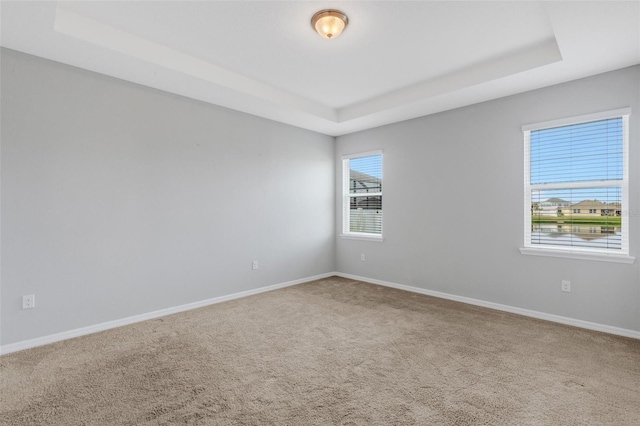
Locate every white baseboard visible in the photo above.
<box><xmin>3</xmin><ymin>270</ymin><xmax>637</xmax><ymax>355</ymax></box>
<box><xmin>0</xmin><ymin>272</ymin><xmax>335</xmax><ymax>355</ymax></box>
<box><xmin>335</xmin><ymin>272</ymin><xmax>640</xmax><ymax>340</ymax></box>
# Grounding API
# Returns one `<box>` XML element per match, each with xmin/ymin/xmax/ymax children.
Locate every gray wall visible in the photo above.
<box><xmin>336</xmin><ymin>65</ymin><xmax>640</xmax><ymax>332</ymax></box>
<box><xmin>1</xmin><ymin>49</ymin><xmax>335</xmax><ymax>346</ymax></box>
<box><xmin>2</xmin><ymin>47</ymin><xmax>638</xmax><ymax>348</ymax></box>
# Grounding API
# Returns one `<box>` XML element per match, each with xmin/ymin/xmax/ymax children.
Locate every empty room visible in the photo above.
<box><xmin>1</xmin><ymin>1</ymin><xmax>639</xmax><ymax>424</ymax></box>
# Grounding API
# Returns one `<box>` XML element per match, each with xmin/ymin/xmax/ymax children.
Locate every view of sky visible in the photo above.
<box><xmin>530</xmin><ymin>117</ymin><xmax>623</xmax><ymax>204</ymax></box>
<box><xmin>349</xmin><ymin>154</ymin><xmax>383</xmax><ymax>180</ymax></box>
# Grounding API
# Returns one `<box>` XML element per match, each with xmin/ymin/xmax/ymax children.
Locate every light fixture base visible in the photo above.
<box><xmin>311</xmin><ymin>9</ymin><xmax>349</xmax><ymax>39</ymax></box>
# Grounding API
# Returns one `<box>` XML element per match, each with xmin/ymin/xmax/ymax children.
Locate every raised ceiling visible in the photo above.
<box><xmin>1</xmin><ymin>1</ymin><xmax>639</xmax><ymax>136</ymax></box>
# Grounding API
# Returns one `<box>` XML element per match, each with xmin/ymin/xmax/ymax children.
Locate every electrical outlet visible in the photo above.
<box><xmin>252</xmin><ymin>260</ymin><xmax>258</xmax><ymax>270</ymax></box>
<box><xmin>360</xmin><ymin>253</ymin><xmax>366</xmax><ymax>261</ymax></box>
<box><xmin>22</xmin><ymin>294</ymin><xmax>35</xmax><ymax>309</ymax></box>
<box><xmin>561</xmin><ymin>280</ymin><xmax>571</xmax><ymax>292</ymax></box>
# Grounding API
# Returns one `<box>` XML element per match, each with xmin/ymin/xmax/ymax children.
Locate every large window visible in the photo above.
<box><xmin>342</xmin><ymin>151</ymin><xmax>383</xmax><ymax>239</ymax></box>
<box><xmin>522</xmin><ymin>108</ymin><xmax>632</xmax><ymax>261</ymax></box>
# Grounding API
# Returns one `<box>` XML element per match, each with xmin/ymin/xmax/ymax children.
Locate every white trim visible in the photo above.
<box><xmin>522</xmin><ymin>107</ymin><xmax>631</xmax><ymax>132</ymax></box>
<box><xmin>334</xmin><ymin>272</ymin><xmax>640</xmax><ymax>340</ymax></box>
<box><xmin>530</xmin><ymin>181</ymin><xmax>624</xmax><ymax>190</ymax></box>
<box><xmin>341</xmin><ymin>151</ymin><xmax>383</xmax><ymax>237</ymax></box>
<box><xmin>348</xmin><ymin>192</ymin><xmax>382</xmax><ymax>198</ymax></box>
<box><xmin>523</xmin><ymin>130</ymin><xmax>532</xmax><ymax>247</ymax></box>
<box><xmin>339</xmin><ymin>233</ymin><xmax>384</xmax><ymax>242</ymax></box>
<box><xmin>341</xmin><ymin>149</ymin><xmax>383</xmax><ymax>160</ymax></box>
<box><xmin>519</xmin><ymin>247</ymin><xmax>635</xmax><ymax>263</ymax></box>
<box><xmin>0</xmin><ymin>272</ymin><xmax>335</xmax><ymax>355</ymax></box>
<box><xmin>621</xmin><ymin>114</ymin><xmax>630</xmax><ymax>253</ymax></box>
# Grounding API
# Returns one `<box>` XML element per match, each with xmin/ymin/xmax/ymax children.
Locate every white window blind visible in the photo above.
<box><xmin>523</xmin><ymin>109</ymin><xmax>629</xmax><ymax>255</ymax></box>
<box><xmin>342</xmin><ymin>152</ymin><xmax>383</xmax><ymax>237</ymax></box>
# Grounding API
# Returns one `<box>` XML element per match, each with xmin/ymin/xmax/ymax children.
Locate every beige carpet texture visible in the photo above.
<box><xmin>1</xmin><ymin>276</ymin><xmax>639</xmax><ymax>425</ymax></box>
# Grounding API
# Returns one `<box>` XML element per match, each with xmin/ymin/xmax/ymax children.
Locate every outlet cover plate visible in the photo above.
<box><xmin>22</xmin><ymin>294</ymin><xmax>35</xmax><ymax>309</ymax></box>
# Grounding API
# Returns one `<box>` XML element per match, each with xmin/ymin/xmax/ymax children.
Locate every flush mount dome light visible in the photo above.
<box><xmin>311</xmin><ymin>9</ymin><xmax>348</xmax><ymax>39</ymax></box>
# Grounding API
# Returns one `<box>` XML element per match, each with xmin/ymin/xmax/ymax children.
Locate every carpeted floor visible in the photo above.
<box><xmin>1</xmin><ymin>276</ymin><xmax>639</xmax><ymax>425</ymax></box>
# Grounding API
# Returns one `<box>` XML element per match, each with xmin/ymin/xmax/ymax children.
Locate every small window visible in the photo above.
<box><xmin>342</xmin><ymin>151</ymin><xmax>382</xmax><ymax>239</ymax></box>
<box><xmin>523</xmin><ymin>108</ymin><xmax>630</xmax><ymax>257</ymax></box>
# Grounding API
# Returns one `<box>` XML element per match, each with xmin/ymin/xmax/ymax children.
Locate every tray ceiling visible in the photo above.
<box><xmin>1</xmin><ymin>1</ymin><xmax>638</xmax><ymax>136</ymax></box>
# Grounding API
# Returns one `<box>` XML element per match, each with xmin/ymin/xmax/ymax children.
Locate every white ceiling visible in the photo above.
<box><xmin>1</xmin><ymin>1</ymin><xmax>639</xmax><ymax>136</ymax></box>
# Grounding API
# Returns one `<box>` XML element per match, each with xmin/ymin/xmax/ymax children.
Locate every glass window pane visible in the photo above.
<box><xmin>530</xmin><ymin>118</ymin><xmax>623</xmax><ymax>185</ymax></box>
<box><xmin>349</xmin><ymin>195</ymin><xmax>382</xmax><ymax>234</ymax></box>
<box><xmin>530</xmin><ymin>187</ymin><xmax>622</xmax><ymax>250</ymax></box>
<box><xmin>349</xmin><ymin>155</ymin><xmax>382</xmax><ymax>194</ymax></box>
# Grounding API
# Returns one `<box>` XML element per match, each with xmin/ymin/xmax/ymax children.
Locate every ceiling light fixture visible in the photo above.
<box><xmin>311</xmin><ymin>9</ymin><xmax>348</xmax><ymax>39</ymax></box>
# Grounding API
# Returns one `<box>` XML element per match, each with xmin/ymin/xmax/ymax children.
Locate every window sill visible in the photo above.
<box><xmin>519</xmin><ymin>247</ymin><xmax>635</xmax><ymax>264</ymax></box>
<box><xmin>340</xmin><ymin>233</ymin><xmax>384</xmax><ymax>242</ymax></box>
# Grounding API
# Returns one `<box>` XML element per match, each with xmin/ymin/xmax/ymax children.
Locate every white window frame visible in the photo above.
<box><xmin>520</xmin><ymin>108</ymin><xmax>635</xmax><ymax>264</ymax></box>
<box><xmin>341</xmin><ymin>150</ymin><xmax>383</xmax><ymax>241</ymax></box>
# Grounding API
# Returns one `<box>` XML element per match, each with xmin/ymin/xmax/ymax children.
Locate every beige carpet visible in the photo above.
<box><xmin>1</xmin><ymin>276</ymin><xmax>639</xmax><ymax>425</ymax></box>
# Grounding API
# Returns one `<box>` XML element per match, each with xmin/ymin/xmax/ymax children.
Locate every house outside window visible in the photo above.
<box><xmin>521</xmin><ymin>108</ymin><xmax>633</xmax><ymax>262</ymax></box>
<box><xmin>341</xmin><ymin>151</ymin><xmax>383</xmax><ymax>240</ymax></box>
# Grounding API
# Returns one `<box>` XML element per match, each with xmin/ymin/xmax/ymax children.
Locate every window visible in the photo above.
<box><xmin>522</xmin><ymin>108</ymin><xmax>633</xmax><ymax>262</ymax></box>
<box><xmin>342</xmin><ymin>151</ymin><xmax>383</xmax><ymax>239</ymax></box>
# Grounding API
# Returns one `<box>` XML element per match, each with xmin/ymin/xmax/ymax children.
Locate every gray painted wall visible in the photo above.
<box><xmin>1</xmin><ymin>49</ymin><xmax>335</xmax><ymax>346</ymax></box>
<box><xmin>2</xmin><ymin>47</ymin><xmax>638</xmax><ymax>348</ymax></box>
<box><xmin>336</xmin><ymin>65</ymin><xmax>640</xmax><ymax>332</ymax></box>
